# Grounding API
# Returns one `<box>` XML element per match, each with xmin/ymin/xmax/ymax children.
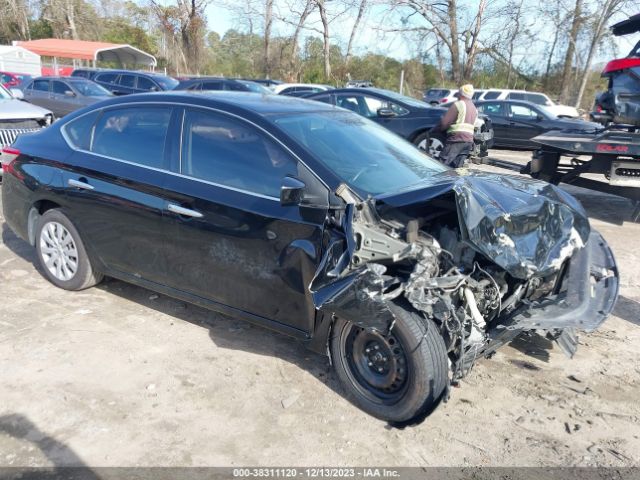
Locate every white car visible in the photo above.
<box><xmin>273</xmin><ymin>83</ymin><xmax>334</xmax><ymax>96</ymax></box>
<box><xmin>1</xmin><ymin>84</ymin><xmax>53</xmax><ymax>176</ymax></box>
<box><xmin>477</xmin><ymin>89</ymin><xmax>579</xmax><ymax>118</ymax></box>
<box><xmin>423</xmin><ymin>87</ymin><xmax>459</xmax><ymax>106</ymax></box>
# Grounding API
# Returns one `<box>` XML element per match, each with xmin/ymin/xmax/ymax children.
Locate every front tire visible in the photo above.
<box><xmin>330</xmin><ymin>305</ymin><xmax>448</xmax><ymax>423</ymax></box>
<box><xmin>35</xmin><ymin>209</ymin><xmax>103</xmax><ymax>290</ymax></box>
<box><xmin>414</xmin><ymin>132</ymin><xmax>444</xmax><ymax>159</ymax></box>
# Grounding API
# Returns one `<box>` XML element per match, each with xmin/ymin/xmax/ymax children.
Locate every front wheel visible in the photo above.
<box><xmin>330</xmin><ymin>305</ymin><xmax>448</xmax><ymax>423</ymax></box>
<box><xmin>414</xmin><ymin>132</ymin><xmax>444</xmax><ymax>159</ymax></box>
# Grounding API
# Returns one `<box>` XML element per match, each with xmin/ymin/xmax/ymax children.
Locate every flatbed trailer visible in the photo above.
<box><xmin>482</xmin><ymin>127</ymin><xmax>640</xmax><ymax>221</ymax></box>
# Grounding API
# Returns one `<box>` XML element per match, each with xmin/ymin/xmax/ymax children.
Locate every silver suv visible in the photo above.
<box><xmin>0</xmin><ymin>83</ymin><xmax>53</xmax><ymax>176</ymax></box>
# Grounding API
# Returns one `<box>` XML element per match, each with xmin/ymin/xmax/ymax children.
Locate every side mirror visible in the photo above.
<box><xmin>536</xmin><ymin>114</ymin><xmax>544</xmax><ymax>121</ymax></box>
<box><xmin>377</xmin><ymin>108</ymin><xmax>396</xmax><ymax>118</ymax></box>
<box><xmin>149</xmin><ymin>86</ymin><xmax>159</xmax><ymax>92</ymax></box>
<box><xmin>64</xmin><ymin>90</ymin><xmax>76</xmax><ymax>97</ymax></box>
<box><xmin>280</xmin><ymin>176</ymin><xmax>306</xmax><ymax>206</ymax></box>
<box><xmin>9</xmin><ymin>88</ymin><xmax>24</xmax><ymax>99</ymax></box>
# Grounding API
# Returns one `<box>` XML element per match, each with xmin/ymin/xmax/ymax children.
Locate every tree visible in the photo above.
<box><xmin>559</xmin><ymin>0</ymin><xmax>583</xmax><ymax>103</ymax></box>
<box><xmin>574</xmin><ymin>0</ymin><xmax>630</xmax><ymax>108</ymax></box>
<box><xmin>345</xmin><ymin>0</ymin><xmax>367</xmax><ymax>67</ymax></box>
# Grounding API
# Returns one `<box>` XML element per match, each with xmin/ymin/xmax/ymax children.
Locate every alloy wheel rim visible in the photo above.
<box><xmin>419</xmin><ymin>138</ymin><xmax>444</xmax><ymax>158</ymax></box>
<box><xmin>39</xmin><ymin>221</ymin><xmax>78</xmax><ymax>281</ymax></box>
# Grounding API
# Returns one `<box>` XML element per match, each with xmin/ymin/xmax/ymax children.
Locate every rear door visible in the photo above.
<box><xmin>60</xmin><ymin>105</ymin><xmax>178</xmax><ymax>283</ymax></box>
<box><xmin>24</xmin><ymin>79</ymin><xmax>51</xmax><ymax>110</ymax></box>
<box><xmin>160</xmin><ymin>107</ymin><xmax>328</xmax><ymax>334</ymax></box>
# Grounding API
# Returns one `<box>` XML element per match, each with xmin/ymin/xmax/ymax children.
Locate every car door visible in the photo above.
<box><xmin>135</xmin><ymin>76</ymin><xmax>159</xmax><ymax>92</ymax></box>
<box><xmin>160</xmin><ymin>107</ymin><xmax>328</xmax><ymax>334</ymax></box>
<box><xmin>477</xmin><ymin>101</ymin><xmax>510</xmax><ymax>146</ymax></box>
<box><xmin>116</xmin><ymin>74</ymin><xmax>136</xmax><ymax>95</ymax></box>
<box><xmin>24</xmin><ymin>79</ymin><xmax>51</xmax><ymax>110</ymax></box>
<box><xmin>60</xmin><ymin>105</ymin><xmax>178</xmax><ymax>283</ymax></box>
<box><xmin>94</xmin><ymin>72</ymin><xmax>120</xmax><ymax>93</ymax></box>
<box><xmin>335</xmin><ymin>93</ymin><xmax>408</xmax><ymax>135</ymax></box>
<box><xmin>49</xmin><ymin>80</ymin><xmax>78</xmax><ymax>117</ymax></box>
<box><xmin>506</xmin><ymin>103</ymin><xmax>546</xmax><ymax>147</ymax></box>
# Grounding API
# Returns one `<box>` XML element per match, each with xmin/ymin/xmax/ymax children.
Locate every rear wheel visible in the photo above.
<box><xmin>35</xmin><ymin>209</ymin><xmax>103</xmax><ymax>290</ymax></box>
<box><xmin>330</xmin><ymin>305</ymin><xmax>448</xmax><ymax>423</ymax></box>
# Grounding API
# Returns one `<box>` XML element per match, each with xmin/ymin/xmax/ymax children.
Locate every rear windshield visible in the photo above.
<box><xmin>424</xmin><ymin>89</ymin><xmax>450</xmax><ymax>98</ymax></box>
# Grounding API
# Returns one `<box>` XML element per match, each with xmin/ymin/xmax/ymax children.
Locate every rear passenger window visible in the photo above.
<box><xmin>32</xmin><ymin>80</ymin><xmax>49</xmax><ymax>92</ymax></box>
<box><xmin>201</xmin><ymin>81</ymin><xmax>222</xmax><ymax>90</ymax></box>
<box><xmin>96</xmin><ymin>73</ymin><xmax>117</xmax><ymax>84</ymax></box>
<box><xmin>508</xmin><ymin>92</ymin><xmax>525</xmax><ymax>100</ymax></box>
<box><xmin>63</xmin><ymin>111</ymin><xmax>100</xmax><ymax>150</ymax></box>
<box><xmin>91</xmin><ymin>107</ymin><xmax>172</xmax><ymax>168</ymax></box>
<box><xmin>181</xmin><ymin>109</ymin><xmax>296</xmax><ymax>197</ymax></box>
<box><xmin>483</xmin><ymin>91</ymin><xmax>500</xmax><ymax>100</ymax></box>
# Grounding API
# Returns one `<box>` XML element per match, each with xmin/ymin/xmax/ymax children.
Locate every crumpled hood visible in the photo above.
<box><xmin>0</xmin><ymin>99</ymin><xmax>51</xmax><ymax>120</ymax></box>
<box><xmin>376</xmin><ymin>169</ymin><xmax>591</xmax><ymax>279</ymax></box>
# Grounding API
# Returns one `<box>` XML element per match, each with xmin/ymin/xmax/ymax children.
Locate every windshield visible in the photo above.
<box><xmin>154</xmin><ymin>75</ymin><xmax>179</xmax><ymax>90</ymax></box>
<box><xmin>272</xmin><ymin>111</ymin><xmax>447</xmax><ymax>196</ymax></box>
<box><xmin>237</xmin><ymin>80</ymin><xmax>271</xmax><ymax>94</ymax></box>
<box><xmin>0</xmin><ymin>84</ymin><xmax>12</xmax><ymax>99</ymax></box>
<box><xmin>70</xmin><ymin>80</ymin><xmax>112</xmax><ymax>97</ymax></box>
<box><xmin>424</xmin><ymin>89</ymin><xmax>450</xmax><ymax>99</ymax></box>
<box><xmin>377</xmin><ymin>89</ymin><xmax>433</xmax><ymax>108</ymax></box>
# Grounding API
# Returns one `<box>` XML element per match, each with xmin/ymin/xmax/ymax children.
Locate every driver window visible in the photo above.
<box><xmin>181</xmin><ymin>108</ymin><xmax>297</xmax><ymax>197</ymax></box>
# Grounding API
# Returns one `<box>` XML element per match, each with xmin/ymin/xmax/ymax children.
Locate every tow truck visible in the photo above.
<box><xmin>486</xmin><ymin>13</ymin><xmax>640</xmax><ymax>221</ymax></box>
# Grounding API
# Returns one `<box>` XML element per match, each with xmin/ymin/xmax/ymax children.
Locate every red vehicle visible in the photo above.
<box><xmin>0</xmin><ymin>71</ymin><xmax>34</xmax><ymax>89</ymax></box>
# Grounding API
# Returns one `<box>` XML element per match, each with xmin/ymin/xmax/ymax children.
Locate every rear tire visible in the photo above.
<box><xmin>330</xmin><ymin>304</ymin><xmax>448</xmax><ymax>423</ymax></box>
<box><xmin>35</xmin><ymin>209</ymin><xmax>103</xmax><ymax>291</ymax></box>
<box><xmin>414</xmin><ymin>132</ymin><xmax>445</xmax><ymax>159</ymax></box>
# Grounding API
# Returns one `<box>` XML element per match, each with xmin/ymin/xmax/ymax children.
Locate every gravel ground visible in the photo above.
<box><xmin>0</xmin><ymin>150</ymin><xmax>639</xmax><ymax>468</ymax></box>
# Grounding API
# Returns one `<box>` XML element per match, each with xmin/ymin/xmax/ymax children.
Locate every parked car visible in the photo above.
<box><xmin>272</xmin><ymin>83</ymin><xmax>334</xmax><ymax>96</ymax></box>
<box><xmin>475</xmin><ymin>99</ymin><xmax>601</xmax><ymax>149</ymax></box>
<box><xmin>0</xmin><ymin>83</ymin><xmax>53</xmax><ymax>177</ymax></box>
<box><xmin>346</xmin><ymin>80</ymin><xmax>373</xmax><ymax>88</ymax></box>
<box><xmin>78</xmin><ymin>69</ymin><xmax>179</xmax><ymax>95</ymax></box>
<box><xmin>1</xmin><ymin>71</ymin><xmax>34</xmax><ymax>89</ymax></box>
<box><xmin>306</xmin><ymin>87</ymin><xmax>493</xmax><ymax>160</ymax></box>
<box><xmin>175</xmin><ymin>77</ymin><xmax>271</xmax><ymax>93</ymax></box>
<box><xmin>423</xmin><ymin>87</ymin><xmax>458</xmax><ymax>106</ymax></box>
<box><xmin>3</xmin><ymin>92</ymin><xmax>618</xmax><ymax>423</ymax></box>
<box><xmin>477</xmin><ymin>89</ymin><xmax>579</xmax><ymax>118</ymax></box>
<box><xmin>239</xmin><ymin>78</ymin><xmax>282</xmax><ymax>88</ymax></box>
<box><xmin>22</xmin><ymin>77</ymin><xmax>113</xmax><ymax>117</ymax></box>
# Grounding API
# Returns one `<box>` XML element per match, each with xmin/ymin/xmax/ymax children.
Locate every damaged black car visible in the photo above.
<box><xmin>1</xmin><ymin>92</ymin><xmax>619</xmax><ymax>423</ymax></box>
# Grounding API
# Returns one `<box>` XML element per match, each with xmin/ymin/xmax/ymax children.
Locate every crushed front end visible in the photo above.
<box><xmin>311</xmin><ymin>170</ymin><xmax>619</xmax><ymax>384</ymax></box>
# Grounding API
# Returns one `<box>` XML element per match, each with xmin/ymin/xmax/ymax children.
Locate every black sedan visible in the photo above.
<box><xmin>1</xmin><ymin>92</ymin><xmax>618</xmax><ymax>424</ymax></box>
<box><xmin>475</xmin><ymin>99</ymin><xmax>601</xmax><ymax>149</ymax></box>
<box><xmin>306</xmin><ymin>88</ymin><xmax>493</xmax><ymax>159</ymax></box>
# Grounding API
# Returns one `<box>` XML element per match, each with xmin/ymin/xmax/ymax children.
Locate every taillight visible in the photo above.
<box><xmin>440</xmin><ymin>98</ymin><xmax>448</xmax><ymax>103</ymax></box>
<box><xmin>1</xmin><ymin>146</ymin><xmax>21</xmax><ymax>175</ymax></box>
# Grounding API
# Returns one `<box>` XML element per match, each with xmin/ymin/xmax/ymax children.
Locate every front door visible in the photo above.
<box><xmin>160</xmin><ymin>107</ymin><xmax>327</xmax><ymax>334</ymax></box>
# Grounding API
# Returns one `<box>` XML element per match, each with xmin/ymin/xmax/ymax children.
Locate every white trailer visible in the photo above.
<box><xmin>0</xmin><ymin>45</ymin><xmax>41</xmax><ymax>76</ymax></box>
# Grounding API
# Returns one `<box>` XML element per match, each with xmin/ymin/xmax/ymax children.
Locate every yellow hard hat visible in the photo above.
<box><xmin>459</xmin><ymin>84</ymin><xmax>474</xmax><ymax>99</ymax></box>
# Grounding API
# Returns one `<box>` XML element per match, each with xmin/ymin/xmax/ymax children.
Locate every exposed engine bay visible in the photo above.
<box><xmin>312</xmin><ymin>170</ymin><xmax>619</xmax><ymax>385</ymax></box>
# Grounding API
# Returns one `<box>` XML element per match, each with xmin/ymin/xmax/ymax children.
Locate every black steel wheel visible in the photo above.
<box><xmin>330</xmin><ymin>304</ymin><xmax>448</xmax><ymax>423</ymax></box>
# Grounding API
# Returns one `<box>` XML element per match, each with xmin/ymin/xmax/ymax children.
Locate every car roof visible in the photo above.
<box><xmin>84</xmin><ymin>91</ymin><xmax>337</xmax><ymax>115</ymax></box>
<box><xmin>476</xmin><ymin>99</ymin><xmax>543</xmax><ymax>108</ymax></box>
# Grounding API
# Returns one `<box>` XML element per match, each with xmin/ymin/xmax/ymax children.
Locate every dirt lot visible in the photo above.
<box><xmin>1</xmin><ymin>150</ymin><xmax>639</xmax><ymax>468</ymax></box>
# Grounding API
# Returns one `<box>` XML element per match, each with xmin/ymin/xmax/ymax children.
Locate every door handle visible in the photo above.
<box><xmin>68</xmin><ymin>178</ymin><xmax>94</xmax><ymax>190</ymax></box>
<box><xmin>167</xmin><ymin>203</ymin><xmax>203</xmax><ymax>218</ymax></box>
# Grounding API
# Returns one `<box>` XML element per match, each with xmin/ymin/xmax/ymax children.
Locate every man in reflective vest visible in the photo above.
<box><xmin>429</xmin><ymin>84</ymin><xmax>477</xmax><ymax>168</ymax></box>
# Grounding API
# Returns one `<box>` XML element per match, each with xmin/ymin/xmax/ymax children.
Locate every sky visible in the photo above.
<box><xmin>203</xmin><ymin>2</ymin><xmax>638</xmax><ymax>66</ymax></box>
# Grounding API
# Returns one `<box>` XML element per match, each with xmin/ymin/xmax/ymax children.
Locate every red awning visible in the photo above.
<box><xmin>15</xmin><ymin>38</ymin><xmax>156</xmax><ymax>67</ymax></box>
